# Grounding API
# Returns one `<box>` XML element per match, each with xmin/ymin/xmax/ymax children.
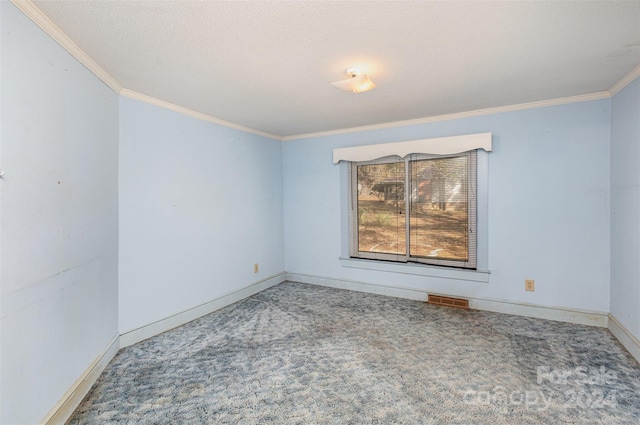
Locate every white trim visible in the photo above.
<box><xmin>471</xmin><ymin>298</ymin><xmax>608</xmax><ymax>328</ymax></box>
<box><xmin>119</xmin><ymin>273</ymin><xmax>287</xmax><ymax>347</ymax></box>
<box><xmin>285</xmin><ymin>272</ymin><xmax>609</xmax><ymax>328</ymax></box>
<box><xmin>12</xmin><ymin>0</ymin><xmax>636</xmax><ymax>142</ymax></box>
<box><xmin>11</xmin><ymin>0</ymin><xmax>281</xmax><ymax>141</ymax></box>
<box><xmin>41</xmin><ymin>335</ymin><xmax>120</xmax><ymax>425</ymax></box>
<box><xmin>284</xmin><ymin>92</ymin><xmax>610</xmax><ymax>141</ymax></box>
<box><xmin>333</xmin><ymin>133</ymin><xmax>491</xmax><ymax>163</ymax></box>
<box><xmin>12</xmin><ymin>0</ymin><xmax>632</xmax><ymax>143</ymax></box>
<box><xmin>10</xmin><ymin>0</ymin><xmax>122</xmax><ymax>93</ymax></box>
<box><xmin>34</xmin><ymin>276</ymin><xmax>637</xmax><ymax>425</ymax></box>
<box><xmin>608</xmin><ymin>314</ymin><xmax>640</xmax><ymax>364</ymax></box>
<box><xmin>286</xmin><ymin>272</ymin><xmax>428</xmax><ymax>301</ymax></box>
<box><xmin>339</xmin><ymin>257</ymin><xmax>490</xmax><ymax>282</ymax></box>
<box><xmin>120</xmin><ymin>89</ymin><xmax>282</xmax><ymax>141</ymax></box>
<box><xmin>608</xmin><ymin>64</ymin><xmax>640</xmax><ymax>97</ymax></box>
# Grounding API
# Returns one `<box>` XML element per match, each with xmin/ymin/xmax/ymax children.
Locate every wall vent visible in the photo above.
<box><xmin>427</xmin><ymin>294</ymin><xmax>469</xmax><ymax>310</ymax></box>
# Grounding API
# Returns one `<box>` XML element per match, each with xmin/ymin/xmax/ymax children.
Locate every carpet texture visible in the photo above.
<box><xmin>67</xmin><ymin>282</ymin><xmax>640</xmax><ymax>424</ymax></box>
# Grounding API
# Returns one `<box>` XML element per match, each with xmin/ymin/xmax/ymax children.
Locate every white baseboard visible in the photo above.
<box><xmin>285</xmin><ymin>272</ymin><xmax>609</xmax><ymax>328</ymax></box>
<box><xmin>469</xmin><ymin>298</ymin><xmax>608</xmax><ymax>327</ymax></box>
<box><xmin>40</xmin><ymin>272</ymin><xmax>632</xmax><ymax>425</ymax></box>
<box><xmin>286</xmin><ymin>272</ymin><xmax>428</xmax><ymax>301</ymax></box>
<box><xmin>608</xmin><ymin>314</ymin><xmax>640</xmax><ymax>364</ymax></box>
<box><xmin>120</xmin><ymin>272</ymin><xmax>287</xmax><ymax>348</ymax></box>
<box><xmin>41</xmin><ymin>335</ymin><xmax>120</xmax><ymax>425</ymax></box>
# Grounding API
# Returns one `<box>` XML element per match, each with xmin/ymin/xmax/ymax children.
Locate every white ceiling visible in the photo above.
<box><xmin>29</xmin><ymin>0</ymin><xmax>640</xmax><ymax>138</ymax></box>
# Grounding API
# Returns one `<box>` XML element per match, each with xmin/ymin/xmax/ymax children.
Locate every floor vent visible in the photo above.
<box><xmin>427</xmin><ymin>294</ymin><xmax>469</xmax><ymax>310</ymax></box>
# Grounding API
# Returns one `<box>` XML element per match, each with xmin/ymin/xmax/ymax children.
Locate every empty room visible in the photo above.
<box><xmin>1</xmin><ymin>0</ymin><xmax>640</xmax><ymax>424</ymax></box>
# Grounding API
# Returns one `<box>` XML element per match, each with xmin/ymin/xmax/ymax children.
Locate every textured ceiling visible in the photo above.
<box><xmin>30</xmin><ymin>0</ymin><xmax>640</xmax><ymax>138</ymax></box>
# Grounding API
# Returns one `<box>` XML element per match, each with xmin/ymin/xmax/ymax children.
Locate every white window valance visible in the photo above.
<box><xmin>332</xmin><ymin>132</ymin><xmax>492</xmax><ymax>164</ymax></box>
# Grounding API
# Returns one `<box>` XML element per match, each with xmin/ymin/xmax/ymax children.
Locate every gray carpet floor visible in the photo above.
<box><xmin>67</xmin><ymin>282</ymin><xmax>640</xmax><ymax>424</ymax></box>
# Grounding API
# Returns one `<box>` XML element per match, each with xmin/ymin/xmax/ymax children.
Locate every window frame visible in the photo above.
<box><xmin>349</xmin><ymin>151</ymin><xmax>478</xmax><ymax>270</ymax></box>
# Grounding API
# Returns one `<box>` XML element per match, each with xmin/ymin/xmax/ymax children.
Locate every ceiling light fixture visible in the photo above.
<box><xmin>330</xmin><ymin>67</ymin><xmax>376</xmax><ymax>94</ymax></box>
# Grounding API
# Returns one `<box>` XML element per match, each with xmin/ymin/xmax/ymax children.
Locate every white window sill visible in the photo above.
<box><xmin>339</xmin><ymin>257</ymin><xmax>490</xmax><ymax>282</ymax></box>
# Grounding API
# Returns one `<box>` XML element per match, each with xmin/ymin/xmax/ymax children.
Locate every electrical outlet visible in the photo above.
<box><xmin>254</xmin><ymin>263</ymin><xmax>259</xmax><ymax>273</ymax></box>
<box><xmin>525</xmin><ymin>279</ymin><xmax>535</xmax><ymax>291</ymax></box>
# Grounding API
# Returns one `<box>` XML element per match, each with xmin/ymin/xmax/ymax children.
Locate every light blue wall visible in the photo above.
<box><xmin>0</xmin><ymin>3</ymin><xmax>119</xmax><ymax>424</ymax></box>
<box><xmin>1</xmin><ymin>1</ymin><xmax>635</xmax><ymax>422</ymax></box>
<box><xmin>611</xmin><ymin>77</ymin><xmax>640</xmax><ymax>340</ymax></box>
<box><xmin>283</xmin><ymin>100</ymin><xmax>611</xmax><ymax>312</ymax></box>
<box><xmin>118</xmin><ymin>98</ymin><xmax>285</xmax><ymax>334</ymax></box>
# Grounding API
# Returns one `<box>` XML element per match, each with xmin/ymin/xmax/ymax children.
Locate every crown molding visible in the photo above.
<box><xmin>283</xmin><ymin>91</ymin><xmax>611</xmax><ymax>141</ymax></box>
<box><xmin>11</xmin><ymin>0</ymin><xmax>637</xmax><ymax>143</ymax></box>
<box><xmin>608</xmin><ymin>64</ymin><xmax>640</xmax><ymax>97</ymax></box>
<box><xmin>11</xmin><ymin>0</ymin><xmax>280</xmax><ymax>141</ymax></box>
<box><xmin>120</xmin><ymin>89</ymin><xmax>282</xmax><ymax>141</ymax></box>
<box><xmin>10</xmin><ymin>0</ymin><xmax>123</xmax><ymax>93</ymax></box>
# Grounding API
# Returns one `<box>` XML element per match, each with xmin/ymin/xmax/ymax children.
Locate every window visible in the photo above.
<box><xmin>350</xmin><ymin>151</ymin><xmax>477</xmax><ymax>269</ymax></box>
<box><xmin>334</xmin><ymin>133</ymin><xmax>491</xmax><ymax>274</ymax></box>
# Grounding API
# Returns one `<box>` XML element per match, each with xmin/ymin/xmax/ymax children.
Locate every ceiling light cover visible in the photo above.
<box><xmin>331</xmin><ymin>68</ymin><xmax>376</xmax><ymax>94</ymax></box>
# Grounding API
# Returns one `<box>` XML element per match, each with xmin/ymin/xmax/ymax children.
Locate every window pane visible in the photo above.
<box><xmin>409</xmin><ymin>155</ymin><xmax>469</xmax><ymax>262</ymax></box>
<box><xmin>356</xmin><ymin>162</ymin><xmax>406</xmax><ymax>255</ymax></box>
